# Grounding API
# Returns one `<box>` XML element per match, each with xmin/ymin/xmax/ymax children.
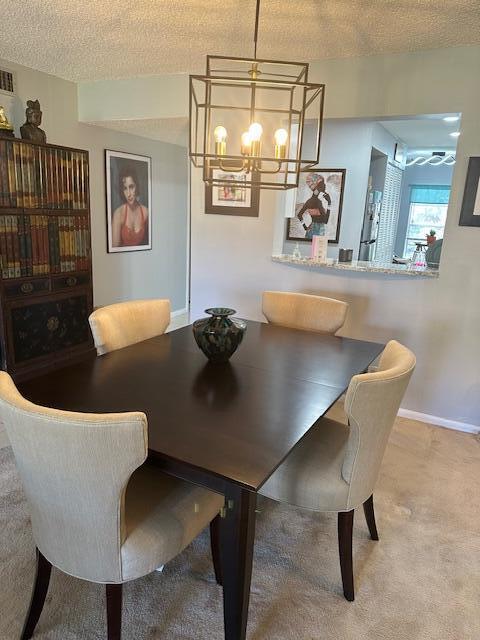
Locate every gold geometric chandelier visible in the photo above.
<box><xmin>189</xmin><ymin>0</ymin><xmax>325</xmax><ymax>191</ymax></box>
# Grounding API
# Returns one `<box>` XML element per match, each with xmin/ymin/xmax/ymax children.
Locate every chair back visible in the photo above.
<box><xmin>342</xmin><ymin>340</ymin><xmax>416</xmax><ymax>508</ymax></box>
<box><xmin>0</xmin><ymin>372</ymin><xmax>147</xmax><ymax>583</ymax></box>
<box><xmin>262</xmin><ymin>291</ymin><xmax>348</xmax><ymax>334</ymax></box>
<box><xmin>89</xmin><ymin>298</ymin><xmax>171</xmax><ymax>355</ymax></box>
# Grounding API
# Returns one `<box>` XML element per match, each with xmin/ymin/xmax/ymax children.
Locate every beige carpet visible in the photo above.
<box><xmin>1</xmin><ymin>416</ymin><xmax>479</xmax><ymax>639</ymax></box>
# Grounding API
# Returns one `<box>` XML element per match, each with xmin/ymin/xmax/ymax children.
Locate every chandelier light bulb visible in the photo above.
<box><xmin>248</xmin><ymin>122</ymin><xmax>263</xmax><ymax>141</ymax></box>
<box><xmin>213</xmin><ymin>125</ymin><xmax>227</xmax><ymax>155</ymax></box>
<box><xmin>274</xmin><ymin>128</ymin><xmax>288</xmax><ymax>159</ymax></box>
<box><xmin>214</xmin><ymin>125</ymin><xmax>227</xmax><ymax>142</ymax></box>
<box><xmin>274</xmin><ymin>129</ymin><xmax>288</xmax><ymax>145</ymax></box>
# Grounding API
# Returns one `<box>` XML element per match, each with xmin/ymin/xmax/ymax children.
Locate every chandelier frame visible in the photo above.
<box><xmin>189</xmin><ymin>53</ymin><xmax>325</xmax><ymax>191</ymax></box>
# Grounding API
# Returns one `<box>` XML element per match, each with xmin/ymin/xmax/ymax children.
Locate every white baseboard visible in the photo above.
<box><xmin>398</xmin><ymin>408</ymin><xmax>480</xmax><ymax>434</ymax></box>
<box><xmin>171</xmin><ymin>307</ymin><xmax>188</xmax><ymax>318</ymax></box>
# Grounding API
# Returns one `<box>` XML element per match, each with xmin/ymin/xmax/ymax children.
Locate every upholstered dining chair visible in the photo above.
<box><xmin>89</xmin><ymin>298</ymin><xmax>171</xmax><ymax>355</ymax></box>
<box><xmin>262</xmin><ymin>291</ymin><xmax>348</xmax><ymax>334</ymax></box>
<box><xmin>0</xmin><ymin>372</ymin><xmax>224</xmax><ymax>639</ymax></box>
<box><xmin>259</xmin><ymin>340</ymin><xmax>415</xmax><ymax>601</ymax></box>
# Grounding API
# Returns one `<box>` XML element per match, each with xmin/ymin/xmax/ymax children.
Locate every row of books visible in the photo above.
<box><xmin>0</xmin><ymin>214</ymin><xmax>90</xmax><ymax>279</ymax></box>
<box><xmin>0</xmin><ymin>139</ymin><xmax>89</xmax><ymax>210</ymax></box>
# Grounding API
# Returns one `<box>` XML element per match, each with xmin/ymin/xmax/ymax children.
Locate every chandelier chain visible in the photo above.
<box><xmin>253</xmin><ymin>0</ymin><xmax>261</xmax><ymax>59</ymax></box>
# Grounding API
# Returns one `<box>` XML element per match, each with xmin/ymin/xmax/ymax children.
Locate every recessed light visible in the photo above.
<box><xmin>449</xmin><ymin>131</ymin><xmax>461</xmax><ymax>138</ymax></box>
<box><xmin>443</xmin><ymin>116</ymin><xmax>460</xmax><ymax>122</ymax></box>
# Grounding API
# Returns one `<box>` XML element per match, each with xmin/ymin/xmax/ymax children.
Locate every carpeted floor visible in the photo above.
<box><xmin>1</xmin><ymin>416</ymin><xmax>479</xmax><ymax>639</ymax></box>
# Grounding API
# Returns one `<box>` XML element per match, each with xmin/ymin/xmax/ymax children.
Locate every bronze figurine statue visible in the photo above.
<box><xmin>0</xmin><ymin>105</ymin><xmax>14</xmax><ymax>138</ymax></box>
<box><xmin>20</xmin><ymin>99</ymin><xmax>47</xmax><ymax>143</ymax></box>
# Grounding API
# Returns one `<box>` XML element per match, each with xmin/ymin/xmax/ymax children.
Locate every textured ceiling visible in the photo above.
<box><xmin>1</xmin><ymin>1</ymin><xmax>480</xmax><ymax>81</ymax></box>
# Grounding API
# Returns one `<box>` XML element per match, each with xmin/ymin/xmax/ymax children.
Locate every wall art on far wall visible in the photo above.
<box><xmin>106</xmin><ymin>149</ymin><xmax>152</xmax><ymax>252</ymax></box>
<box><xmin>459</xmin><ymin>157</ymin><xmax>480</xmax><ymax>227</ymax></box>
<box><xmin>205</xmin><ymin>167</ymin><xmax>260</xmax><ymax>217</ymax></box>
<box><xmin>286</xmin><ymin>168</ymin><xmax>346</xmax><ymax>243</ymax></box>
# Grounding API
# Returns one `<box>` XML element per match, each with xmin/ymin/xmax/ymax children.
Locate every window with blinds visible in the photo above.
<box><xmin>374</xmin><ymin>162</ymin><xmax>403</xmax><ymax>263</ymax></box>
<box><xmin>0</xmin><ymin>69</ymin><xmax>14</xmax><ymax>94</ymax></box>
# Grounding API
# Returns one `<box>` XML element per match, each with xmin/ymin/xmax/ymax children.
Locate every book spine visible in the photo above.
<box><xmin>0</xmin><ymin>140</ymin><xmax>6</xmax><ymax>207</ymax></box>
<box><xmin>34</xmin><ymin>146</ymin><xmax>41</xmax><ymax>208</ymax></box>
<box><xmin>31</xmin><ymin>214</ymin><xmax>38</xmax><ymax>276</ymax></box>
<box><xmin>18</xmin><ymin>214</ymin><xmax>26</xmax><ymax>277</ymax></box>
<box><xmin>0</xmin><ymin>215</ymin><xmax>7</xmax><ymax>278</ymax></box>
<box><xmin>42</xmin><ymin>215</ymin><xmax>50</xmax><ymax>275</ymax></box>
<box><xmin>21</xmin><ymin>144</ymin><xmax>30</xmax><ymax>209</ymax></box>
<box><xmin>74</xmin><ymin>215</ymin><xmax>79</xmax><ymax>271</ymax></box>
<box><xmin>6</xmin><ymin>142</ymin><xmax>16</xmax><ymax>208</ymax></box>
<box><xmin>77</xmin><ymin>215</ymin><xmax>83</xmax><ymax>270</ymax></box>
<box><xmin>53</xmin><ymin>216</ymin><xmax>60</xmax><ymax>273</ymax></box>
<box><xmin>59</xmin><ymin>215</ymin><xmax>64</xmax><ymax>272</ymax></box>
<box><xmin>5</xmin><ymin>215</ymin><xmax>14</xmax><ymax>278</ymax></box>
<box><xmin>52</xmin><ymin>148</ymin><xmax>58</xmax><ymax>209</ymax></box>
<box><xmin>28</xmin><ymin>144</ymin><xmax>36</xmax><ymax>208</ymax></box>
<box><xmin>12</xmin><ymin>216</ymin><xmax>20</xmax><ymax>277</ymax></box>
<box><xmin>13</xmin><ymin>142</ymin><xmax>24</xmax><ymax>209</ymax></box>
<box><xmin>24</xmin><ymin>215</ymin><xmax>32</xmax><ymax>276</ymax></box>
<box><xmin>68</xmin><ymin>215</ymin><xmax>74</xmax><ymax>271</ymax></box>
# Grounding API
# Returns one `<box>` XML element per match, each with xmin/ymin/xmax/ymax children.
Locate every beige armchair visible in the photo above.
<box><xmin>262</xmin><ymin>291</ymin><xmax>348</xmax><ymax>334</ymax></box>
<box><xmin>0</xmin><ymin>372</ymin><xmax>223</xmax><ymax>639</ymax></box>
<box><xmin>89</xmin><ymin>298</ymin><xmax>171</xmax><ymax>355</ymax></box>
<box><xmin>260</xmin><ymin>340</ymin><xmax>415</xmax><ymax>601</ymax></box>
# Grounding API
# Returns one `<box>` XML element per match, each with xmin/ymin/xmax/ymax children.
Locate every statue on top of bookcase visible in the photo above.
<box><xmin>20</xmin><ymin>99</ymin><xmax>47</xmax><ymax>144</ymax></box>
<box><xmin>0</xmin><ymin>105</ymin><xmax>14</xmax><ymax>138</ymax></box>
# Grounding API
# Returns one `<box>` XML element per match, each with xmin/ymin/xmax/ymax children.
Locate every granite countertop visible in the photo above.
<box><xmin>271</xmin><ymin>254</ymin><xmax>440</xmax><ymax>278</ymax></box>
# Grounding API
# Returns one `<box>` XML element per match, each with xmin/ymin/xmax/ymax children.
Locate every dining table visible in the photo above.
<box><xmin>19</xmin><ymin>319</ymin><xmax>384</xmax><ymax>640</ymax></box>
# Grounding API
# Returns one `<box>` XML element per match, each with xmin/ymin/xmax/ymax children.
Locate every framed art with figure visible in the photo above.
<box><xmin>205</xmin><ymin>166</ymin><xmax>260</xmax><ymax>217</ymax></box>
<box><xmin>286</xmin><ymin>168</ymin><xmax>346</xmax><ymax>243</ymax></box>
<box><xmin>459</xmin><ymin>157</ymin><xmax>480</xmax><ymax>227</ymax></box>
<box><xmin>106</xmin><ymin>150</ymin><xmax>152</xmax><ymax>252</ymax></box>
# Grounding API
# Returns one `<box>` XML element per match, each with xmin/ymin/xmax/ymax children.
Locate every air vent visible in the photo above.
<box><xmin>0</xmin><ymin>69</ymin><xmax>15</xmax><ymax>94</ymax></box>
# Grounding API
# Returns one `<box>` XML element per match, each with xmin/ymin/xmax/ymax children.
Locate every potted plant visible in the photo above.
<box><xmin>426</xmin><ymin>229</ymin><xmax>437</xmax><ymax>246</ymax></box>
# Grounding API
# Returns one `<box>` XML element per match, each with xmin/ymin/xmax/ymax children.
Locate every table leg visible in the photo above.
<box><xmin>219</xmin><ymin>485</ymin><xmax>257</xmax><ymax>640</ymax></box>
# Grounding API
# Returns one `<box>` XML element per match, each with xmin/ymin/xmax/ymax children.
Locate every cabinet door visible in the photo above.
<box><xmin>9</xmin><ymin>292</ymin><xmax>92</xmax><ymax>365</ymax></box>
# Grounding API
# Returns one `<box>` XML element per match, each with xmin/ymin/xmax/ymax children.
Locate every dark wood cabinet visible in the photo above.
<box><xmin>0</xmin><ymin>137</ymin><xmax>94</xmax><ymax>380</ymax></box>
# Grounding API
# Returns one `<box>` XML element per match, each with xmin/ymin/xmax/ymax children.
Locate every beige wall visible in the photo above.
<box><xmin>0</xmin><ymin>58</ymin><xmax>189</xmax><ymax>311</ymax></box>
<box><xmin>190</xmin><ymin>46</ymin><xmax>480</xmax><ymax>426</ymax></box>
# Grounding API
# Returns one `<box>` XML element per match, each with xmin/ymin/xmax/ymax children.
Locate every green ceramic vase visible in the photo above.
<box><xmin>192</xmin><ymin>308</ymin><xmax>247</xmax><ymax>363</ymax></box>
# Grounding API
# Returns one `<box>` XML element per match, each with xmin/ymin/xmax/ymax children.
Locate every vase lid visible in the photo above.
<box><xmin>204</xmin><ymin>307</ymin><xmax>236</xmax><ymax>317</ymax></box>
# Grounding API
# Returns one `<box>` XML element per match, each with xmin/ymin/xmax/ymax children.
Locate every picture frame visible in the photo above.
<box><xmin>459</xmin><ymin>157</ymin><xmax>480</xmax><ymax>227</ymax></box>
<box><xmin>205</xmin><ymin>165</ymin><xmax>260</xmax><ymax>217</ymax></box>
<box><xmin>105</xmin><ymin>149</ymin><xmax>152</xmax><ymax>252</ymax></box>
<box><xmin>286</xmin><ymin>168</ymin><xmax>346</xmax><ymax>243</ymax></box>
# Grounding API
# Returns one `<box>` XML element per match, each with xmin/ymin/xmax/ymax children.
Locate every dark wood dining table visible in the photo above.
<box><xmin>19</xmin><ymin>320</ymin><xmax>384</xmax><ymax>640</ymax></box>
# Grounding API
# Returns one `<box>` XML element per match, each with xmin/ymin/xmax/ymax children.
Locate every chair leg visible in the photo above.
<box><xmin>210</xmin><ymin>515</ymin><xmax>223</xmax><ymax>586</ymax></box>
<box><xmin>338</xmin><ymin>510</ymin><xmax>355</xmax><ymax>602</ymax></box>
<box><xmin>21</xmin><ymin>548</ymin><xmax>52</xmax><ymax>640</ymax></box>
<box><xmin>106</xmin><ymin>584</ymin><xmax>123</xmax><ymax>640</ymax></box>
<box><xmin>363</xmin><ymin>494</ymin><xmax>379</xmax><ymax>541</ymax></box>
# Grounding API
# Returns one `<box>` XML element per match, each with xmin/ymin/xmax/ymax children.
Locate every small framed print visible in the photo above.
<box><xmin>286</xmin><ymin>168</ymin><xmax>346</xmax><ymax>243</ymax></box>
<box><xmin>459</xmin><ymin>157</ymin><xmax>480</xmax><ymax>227</ymax></box>
<box><xmin>105</xmin><ymin>149</ymin><xmax>152</xmax><ymax>252</ymax></box>
<box><xmin>205</xmin><ymin>168</ymin><xmax>260</xmax><ymax>217</ymax></box>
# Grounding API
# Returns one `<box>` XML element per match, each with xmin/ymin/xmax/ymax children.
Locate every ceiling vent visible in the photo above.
<box><xmin>0</xmin><ymin>69</ymin><xmax>15</xmax><ymax>95</ymax></box>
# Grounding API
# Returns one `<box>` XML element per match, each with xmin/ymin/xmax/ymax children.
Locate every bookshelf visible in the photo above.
<box><xmin>0</xmin><ymin>137</ymin><xmax>94</xmax><ymax>380</ymax></box>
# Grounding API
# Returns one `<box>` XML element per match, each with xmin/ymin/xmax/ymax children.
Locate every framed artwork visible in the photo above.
<box><xmin>205</xmin><ymin>167</ymin><xmax>260</xmax><ymax>217</ymax></box>
<box><xmin>459</xmin><ymin>157</ymin><xmax>480</xmax><ymax>227</ymax></box>
<box><xmin>105</xmin><ymin>149</ymin><xmax>152</xmax><ymax>252</ymax></box>
<box><xmin>286</xmin><ymin>168</ymin><xmax>346</xmax><ymax>243</ymax></box>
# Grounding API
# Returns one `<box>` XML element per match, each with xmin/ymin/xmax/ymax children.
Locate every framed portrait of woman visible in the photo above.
<box><xmin>105</xmin><ymin>150</ymin><xmax>152</xmax><ymax>252</ymax></box>
<box><xmin>286</xmin><ymin>168</ymin><xmax>346</xmax><ymax>243</ymax></box>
